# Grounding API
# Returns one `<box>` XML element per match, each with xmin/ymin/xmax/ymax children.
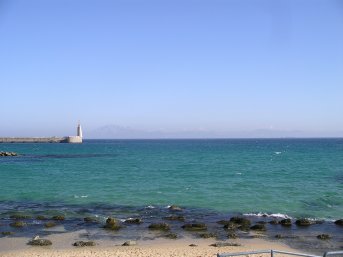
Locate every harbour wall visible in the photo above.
<box><xmin>0</xmin><ymin>137</ymin><xmax>69</xmax><ymax>143</ymax></box>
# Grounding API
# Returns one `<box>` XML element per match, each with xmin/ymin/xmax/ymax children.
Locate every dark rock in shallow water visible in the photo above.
<box><xmin>36</xmin><ymin>215</ymin><xmax>47</xmax><ymax>220</ymax></box>
<box><xmin>189</xmin><ymin>244</ymin><xmax>198</xmax><ymax>247</ymax></box>
<box><xmin>269</xmin><ymin>220</ymin><xmax>279</xmax><ymax>225</ymax></box>
<box><xmin>10</xmin><ymin>221</ymin><xmax>26</xmax><ymax>228</ymax></box>
<box><xmin>230</xmin><ymin>217</ymin><xmax>251</xmax><ymax>226</ymax></box>
<box><xmin>227</xmin><ymin>231</ymin><xmax>238</xmax><ymax>239</ymax></box>
<box><xmin>229</xmin><ymin>217</ymin><xmax>251</xmax><ymax>231</ymax></box>
<box><xmin>163</xmin><ymin>215</ymin><xmax>185</xmax><ymax>222</ymax></box>
<box><xmin>73</xmin><ymin>241</ymin><xmax>96</xmax><ymax>247</ymax></box>
<box><xmin>148</xmin><ymin>223</ymin><xmax>170</xmax><ymax>231</ymax></box>
<box><xmin>124</xmin><ymin>218</ymin><xmax>143</xmax><ymax>224</ymax></box>
<box><xmin>217</xmin><ymin>220</ymin><xmax>231</xmax><ymax>225</ymax></box>
<box><xmin>164</xmin><ymin>233</ymin><xmax>178</xmax><ymax>239</ymax></box>
<box><xmin>28</xmin><ymin>238</ymin><xmax>52</xmax><ymax>246</ymax></box>
<box><xmin>169</xmin><ymin>205</ymin><xmax>183</xmax><ymax>211</ymax></box>
<box><xmin>317</xmin><ymin>234</ymin><xmax>331</xmax><ymax>240</ymax></box>
<box><xmin>275</xmin><ymin>234</ymin><xmax>299</xmax><ymax>239</ymax></box>
<box><xmin>198</xmin><ymin>232</ymin><xmax>216</xmax><ymax>239</ymax></box>
<box><xmin>10</xmin><ymin>213</ymin><xmax>31</xmax><ymax>220</ymax></box>
<box><xmin>104</xmin><ymin>217</ymin><xmax>122</xmax><ymax>230</ymax></box>
<box><xmin>295</xmin><ymin>218</ymin><xmax>314</xmax><ymax>226</ymax></box>
<box><xmin>182</xmin><ymin>223</ymin><xmax>207</xmax><ymax>231</ymax></box>
<box><xmin>210</xmin><ymin>242</ymin><xmax>241</xmax><ymax>247</ymax></box>
<box><xmin>250</xmin><ymin>224</ymin><xmax>266</xmax><ymax>231</ymax></box>
<box><xmin>52</xmin><ymin>215</ymin><xmax>65</xmax><ymax>221</ymax></box>
<box><xmin>44</xmin><ymin>222</ymin><xmax>56</xmax><ymax>228</ymax></box>
<box><xmin>84</xmin><ymin>217</ymin><xmax>98</xmax><ymax>223</ymax></box>
<box><xmin>1</xmin><ymin>231</ymin><xmax>14</xmax><ymax>236</ymax></box>
<box><xmin>223</xmin><ymin>222</ymin><xmax>238</xmax><ymax>230</ymax></box>
<box><xmin>280</xmin><ymin>219</ymin><xmax>292</xmax><ymax>226</ymax></box>
<box><xmin>122</xmin><ymin>240</ymin><xmax>137</xmax><ymax>246</ymax></box>
<box><xmin>334</xmin><ymin>219</ymin><xmax>343</xmax><ymax>226</ymax></box>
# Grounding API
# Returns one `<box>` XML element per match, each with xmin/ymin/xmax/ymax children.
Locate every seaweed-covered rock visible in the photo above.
<box><xmin>164</xmin><ymin>233</ymin><xmax>178</xmax><ymax>239</ymax></box>
<box><xmin>189</xmin><ymin>244</ymin><xmax>198</xmax><ymax>247</ymax></box>
<box><xmin>230</xmin><ymin>217</ymin><xmax>251</xmax><ymax>226</ymax></box>
<box><xmin>148</xmin><ymin>223</ymin><xmax>170</xmax><ymax>231</ymax></box>
<box><xmin>317</xmin><ymin>234</ymin><xmax>331</xmax><ymax>240</ymax></box>
<box><xmin>104</xmin><ymin>217</ymin><xmax>122</xmax><ymax>230</ymax></box>
<box><xmin>210</xmin><ymin>242</ymin><xmax>241</xmax><ymax>247</ymax></box>
<box><xmin>1</xmin><ymin>231</ymin><xmax>14</xmax><ymax>236</ymax></box>
<box><xmin>44</xmin><ymin>222</ymin><xmax>56</xmax><ymax>228</ymax></box>
<box><xmin>163</xmin><ymin>215</ymin><xmax>185</xmax><ymax>221</ymax></box>
<box><xmin>10</xmin><ymin>214</ymin><xmax>31</xmax><ymax>220</ymax></box>
<box><xmin>122</xmin><ymin>240</ymin><xmax>137</xmax><ymax>246</ymax></box>
<box><xmin>182</xmin><ymin>223</ymin><xmax>207</xmax><ymax>231</ymax></box>
<box><xmin>227</xmin><ymin>231</ymin><xmax>237</xmax><ymax>239</ymax></box>
<box><xmin>217</xmin><ymin>220</ymin><xmax>231</xmax><ymax>225</ymax></box>
<box><xmin>84</xmin><ymin>217</ymin><xmax>98</xmax><ymax>223</ymax></box>
<box><xmin>250</xmin><ymin>224</ymin><xmax>266</xmax><ymax>231</ymax></box>
<box><xmin>223</xmin><ymin>222</ymin><xmax>238</xmax><ymax>230</ymax></box>
<box><xmin>9</xmin><ymin>221</ymin><xmax>26</xmax><ymax>228</ymax></box>
<box><xmin>124</xmin><ymin>218</ymin><xmax>143</xmax><ymax>224</ymax></box>
<box><xmin>36</xmin><ymin>215</ymin><xmax>47</xmax><ymax>220</ymax></box>
<box><xmin>52</xmin><ymin>215</ymin><xmax>65</xmax><ymax>221</ymax></box>
<box><xmin>73</xmin><ymin>241</ymin><xmax>96</xmax><ymax>247</ymax></box>
<box><xmin>169</xmin><ymin>205</ymin><xmax>182</xmax><ymax>211</ymax></box>
<box><xmin>334</xmin><ymin>219</ymin><xmax>343</xmax><ymax>226</ymax></box>
<box><xmin>28</xmin><ymin>238</ymin><xmax>52</xmax><ymax>246</ymax></box>
<box><xmin>280</xmin><ymin>219</ymin><xmax>292</xmax><ymax>226</ymax></box>
<box><xmin>198</xmin><ymin>232</ymin><xmax>216</xmax><ymax>239</ymax></box>
<box><xmin>295</xmin><ymin>218</ymin><xmax>313</xmax><ymax>226</ymax></box>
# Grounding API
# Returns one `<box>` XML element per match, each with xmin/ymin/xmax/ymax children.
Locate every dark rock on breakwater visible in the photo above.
<box><xmin>334</xmin><ymin>219</ymin><xmax>343</xmax><ymax>226</ymax></box>
<box><xmin>0</xmin><ymin>151</ymin><xmax>18</xmax><ymax>157</ymax></box>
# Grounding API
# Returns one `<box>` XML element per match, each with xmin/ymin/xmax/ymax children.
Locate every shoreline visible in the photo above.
<box><xmin>0</xmin><ymin>231</ymin><xmax>299</xmax><ymax>257</ymax></box>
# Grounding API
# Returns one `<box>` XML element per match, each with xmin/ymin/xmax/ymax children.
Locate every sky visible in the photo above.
<box><xmin>0</xmin><ymin>0</ymin><xmax>342</xmax><ymax>138</ymax></box>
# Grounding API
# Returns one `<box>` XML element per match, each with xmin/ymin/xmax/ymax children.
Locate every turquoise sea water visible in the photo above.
<box><xmin>1</xmin><ymin>139</ymin><xmax>343</xmax><ymax>220</ymax></box>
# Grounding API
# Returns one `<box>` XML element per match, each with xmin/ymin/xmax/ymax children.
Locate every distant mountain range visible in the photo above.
<box><xmin>86</xmin><ymin>125</ymin><xmax>343</xmax><ymax>139</ymax></box>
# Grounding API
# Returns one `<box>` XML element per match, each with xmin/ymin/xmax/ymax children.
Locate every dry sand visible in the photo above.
<box><xmin>0</xmin><ymin>231</ymin><xmax>307</xmax><ymax>257</ymax></box>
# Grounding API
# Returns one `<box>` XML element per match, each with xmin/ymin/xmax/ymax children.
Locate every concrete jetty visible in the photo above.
<box><xmin>0</xmin><ymin>124</ymin><xmax>83</xmax><ymax>144</ymax></box>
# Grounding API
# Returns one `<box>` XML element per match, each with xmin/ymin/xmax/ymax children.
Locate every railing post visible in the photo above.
<box><xmin>271</xmin><ymin>249</ymin><xmax>274</xmax><ymax>257</ymax></box>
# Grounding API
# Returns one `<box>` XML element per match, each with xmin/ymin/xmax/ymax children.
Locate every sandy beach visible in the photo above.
<box><xmin>0</xmin><ymin>233</ymin><xmax>299</xmax><ymax>257</ymax></box>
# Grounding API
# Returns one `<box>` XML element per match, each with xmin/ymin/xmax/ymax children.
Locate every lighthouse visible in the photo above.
<box><xmin>77</xmin><ymin>122</ymin><xmax>83</xmax><ymax>138</ymax></box>
<box><xmin>67</xmin><ymin>123</ymin><xmax>83</xmax><ymax>143</ymax></box>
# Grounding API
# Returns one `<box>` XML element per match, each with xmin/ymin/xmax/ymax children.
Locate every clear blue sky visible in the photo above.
<box><xmin>0</xmin><ymin>0</ymin><xmax>342</xmax><ymax>138</ymax></box>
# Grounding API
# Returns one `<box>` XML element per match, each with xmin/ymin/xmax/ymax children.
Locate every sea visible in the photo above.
<box><xmin>1</xmin><ymin>139</ymin><xmax>343</xmax><ymax>252</ymax></box>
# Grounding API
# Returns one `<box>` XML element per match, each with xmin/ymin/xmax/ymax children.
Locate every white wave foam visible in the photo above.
<box><xmin>74</xmin><ymin>195</ymin><xmax>88</xmax><ymax>198</ymax></box>
<box><xmin>243</xmin><ymin>212</ymin><xmax>292</xmax><ymax>219</ymax></box>
<box><xmin>146</xmin><ymin>205</ymin><xmax>155</xmax><ymax>209</ymax></box>
<box><xmin>274</xmin><ymin>152</ymin><xmax>282</xmax><ymax>155</ymax></box>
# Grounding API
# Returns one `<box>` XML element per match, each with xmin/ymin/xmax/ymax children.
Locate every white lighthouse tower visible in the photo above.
<box><xmin>67</xmin><ymin>122</ymin><xmax>83</xmax><ymax>143</ymax></box>
<box><xmin>77</xmin><ymin>122</ymin><xmax>83</xmax><ymax>138</ymax></box>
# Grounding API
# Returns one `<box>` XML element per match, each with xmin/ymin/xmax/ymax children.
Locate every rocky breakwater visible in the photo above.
<box><xmin>0</xmin><ymin>151</ymin><xmax>18</xmax><ymax>157</ymax></box>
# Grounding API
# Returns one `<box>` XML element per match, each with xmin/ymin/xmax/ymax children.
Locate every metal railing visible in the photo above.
<box><xmin>218</xmin><ymin>250</ymin><xmax>343</xmax><ymax>257</ymax></box>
